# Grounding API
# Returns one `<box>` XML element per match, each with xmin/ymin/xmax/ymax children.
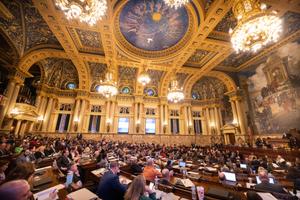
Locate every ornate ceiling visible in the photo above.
<box><xmin>0</xmin><ymin>0</ymin><xmax>299</xmax><ymax>96</ymax></box>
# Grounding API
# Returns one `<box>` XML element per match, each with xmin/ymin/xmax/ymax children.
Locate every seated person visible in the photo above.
<box><xmin>159</xmin><ymin>168</ymin><xmax>173</xmax><ymax>186</ymax></box>
<box><xmin>0</xmin><ymin>179</ymin><xmax>57</xmax><ymax>200</ymax></box>
<box><xmin>68</xmin><ymin>163</ymin><xmax>83</xmax><ymax>190</ymax></box>
<box><xmin>143</xmin><ymin>158</ymin><xmax>162</xmax><ymax>182</ymax></box>
<box><xmin>0</xmin><ymin>160</ymin><xmax>9</xmax><ymax>184</ymax></box>
<box><xmin>97</xmin><ymin>152</ymin><xmax>108</xmax><ymax>168</ymax></box>
<box><xmin>6</xmin><ymin>162</ymin><xmax>35</xmax><ymax>185</ymax></box>
<box><xmin>125</xmin><ymin>175</ymin><xmax>157</xmax><ymax>200</ymax></box>
<box><xmin>254</xmin><ymin>170</ymin><xmax>286</xmax><ymax>193</ymax></box>
<box><xmin>129</xmin><ymin>157</ymin><xmax>143</xmax><ymax>175</ymax></box>
<box><xmin>218</xmin><ymin>172</ymin><xmax>226</xmax><ymax>183</ymax></box>
<box><xmin>96</xmin><ymin>162</ymin><xmax>127</xmax><ymax>200</ymax></box>
<box><xmin>165</xmin><ymin>160</ymin><xmax>173</xmax><ymax>171</ymax></box>
<box><xmin>57</xmin><ymin>149</ymin><xmax>72</xmax><ymax>174</ymax></box>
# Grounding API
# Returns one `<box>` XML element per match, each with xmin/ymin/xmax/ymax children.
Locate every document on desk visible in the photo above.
<box><xmin>33</xmin><ymin>184</ymin><xmax>65</xmax><ymax>200</ymax></box>
<box><xmin>180</xmin><ymin>178</ymin><xmax>195</xmax><ymax>187</ymax></box>
<box><xmin>91</xmin><ymin>168</ymin><xmax>107</xmax><ymax>176</ymax></box>
<box><xmin>35</xmin><ymin>166</ymin><xmax>52</xmax><ymax>172</ymax></box>
<box><xmin>67</xmin><ymin>188</ymin><xmax>98</xmax><ymax>200</ymax></box>
<box><xmin>119</xmin><ymin>175</ymin><xmax>132</xmax><ymax>184</ymax></box>
<box><xmin>155</xmin><ymin>190</ymin><xmax>180</xmax><ymax>200</ymax></box>
<box><xmin>257</xmin><ymin>192</ymin><xmax>277</xmax><ymax>200</ymax></box>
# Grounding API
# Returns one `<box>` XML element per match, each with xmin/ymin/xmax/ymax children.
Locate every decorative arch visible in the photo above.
<box><xmin>184</xmin><ymin>70</ymin><xmax>237</xmax><ymax>98</ymax></box>
<box><xmin>17</xmin><ymin>48</ymin><xmax>86</xmax><ymax>90</ymax></box>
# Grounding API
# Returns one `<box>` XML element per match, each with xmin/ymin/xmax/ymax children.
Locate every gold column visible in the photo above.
<box><xmin>78</xmin><ymin>99</ymin><xmax>86</xmax><ymax>132</ymax></box>
<box><xmin>71</xmin><ymin>99</ymin><xmax>81</xmax><ymax>132</ymax></box>
<box><xmin>230</xmin><ymin>100</ymin><xmax>238</xmax><ymax>124</ymax></box>
<box><xmin>214</xmin><ymin>106</ymin><xmax>221</xmax><ymax>135</ymax></box>
<box><xmin>6</xmin><ymin>83</ymin><xmax>21</xmax><ymax>117</ymax></box>
<box><xmin>42</xmin><ymin>97</ymin><xmax>53</xmax><ymax>131</ymax></box>
<box><xmin>159</xmin><ymin>104</ymin><xmax>164</xmax><ymax>134</ymax></box>
<box><xmin>236</xmin><ymin>99</ymin><xmax>247</xmax><ymax>135</ymax></box>
<box><xmin>47</xmin><ymin>98</ymin><xmax>57</xmax><ymax>131</ymax></box>
<box><xmin>14</xmin><ymin>120</ymin><xmax>21</xmax><ymax>136</ymax></box>
<box><xmin>164</xmin><ymin>104</ymin><xmax>169</xmax><ymax>133</ymax></box>
<box><xmin>0</xmin><ymin>80</ymin><xmax>16</xmax><ymax>126</ymax></box>
<box><xmin>205</xmin><ymin>107</ymin><xmax>211</xmax><ymax>135</ymax></box>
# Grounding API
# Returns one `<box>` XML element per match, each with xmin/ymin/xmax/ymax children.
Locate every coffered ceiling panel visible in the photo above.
<box><xmin>68</xmin><ymin>27</ymin><xmax>104</xmax><ymax>55</ymax></box>
<box><xmin>184</xmin><ymin>49</ymin><xmax>218</xmax><ymax>68</ymax></box>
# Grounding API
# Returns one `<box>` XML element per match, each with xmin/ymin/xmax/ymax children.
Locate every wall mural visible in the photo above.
<box><xmin>244</xmin><ymin>40</ymin><xmax>300</xmax><ymax>134</ymax></box>
<box><xmin>41</xmin><ymin>58</ymin><xmax>79</xmax><ymax>90</ymax></box>
<box><xmin>119</xmin><ymin>0</ymin><xmax>189</xmax><ymax>51</ymax></box>
<box><xmin>191</xmin><ymin>76</ymin><xmax>233</xmax><ymax>124</ymax></box>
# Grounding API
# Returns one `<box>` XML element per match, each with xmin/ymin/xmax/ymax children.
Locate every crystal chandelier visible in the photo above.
<box><xmin>55</xmin><ymin>0</ymin><xmax>107</xmax><ymax>25</ymax></box>
<box><xmin>163</xmin><ymin>0</ymin><xmax>189</xmax><ymax>9</ymax></box>
<box><xmin>229</xmin><ymin>0</ymin><xmax>282</xmax><ymax>52</ymax></box>
<box><xmin>167</xmin><ymin>79</ymin><xmax>184</xmax><ymax>103</ymax></box>
<box><xmin>138</xmin><ymin>66</ymin><xmax>151</xmax><ymax>86</ymax></box>
<box><xmin>97</xmin><ymin>71</ymin><xmax>118</xmax><ymax>98</ymax></box>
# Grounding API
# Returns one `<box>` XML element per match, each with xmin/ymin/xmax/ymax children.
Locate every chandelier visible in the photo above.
<box><xmin>163</xmin><ymin>0</ymin><xmax>189</xmax><ymax>9</ymax></box>
<box><xmin>55</xmin><ymin>0</ymin><xmax>107</xmax><ymax>25</ymax></box>
<box><xmin>97</xmin><ymin>71</ymin><xmax>118</xmax><ymax>98</ymax></box>
<box><xmin>138</xmin><ymin>66</ymin><xmax>151</xmax><ymax>86</ymax></box>
<box><xmin>229</xmin><ymin>0</ymin><xmax>282</xmax><ymax>52</ymax></box>
<box><xmin>167</xmin><ymin>79</ymin><xmax>184</xmax><ymax>103</ymax></box>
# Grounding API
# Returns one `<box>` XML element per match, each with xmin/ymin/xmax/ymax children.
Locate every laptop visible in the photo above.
<box><xmin>240</xmin><ymin>164</ymin><xmax>247</xmax><ymax>169</ymax></box>
<box><xmin>223</xmin><ymin>172</ymin><xmax>237</xmax><ymax>186</ymax></box>
<box><xmin>179</xmin><ymin>161</ymin><xmax>186</xmax><ymax>168</ymax></box>
<box><xmin>256</xmin><ymin>176</ymin><xmax>274</xmax><ymax>184</ymax></box>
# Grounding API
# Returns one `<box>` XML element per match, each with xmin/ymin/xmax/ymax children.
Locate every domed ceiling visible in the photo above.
<box><xmin>119</xmin><ymin>0</ymin><xmax>189</xmax><ymax>51</ymax></box>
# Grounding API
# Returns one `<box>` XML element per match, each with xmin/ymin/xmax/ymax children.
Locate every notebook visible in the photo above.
<box><xmin>67</xmin><ymin>188</ymin><xmax>98</xmax><ymax>200</ymax></box>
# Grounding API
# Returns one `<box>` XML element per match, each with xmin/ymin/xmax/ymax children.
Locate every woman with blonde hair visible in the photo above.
<box><xmin>124</xmin><ymin>175</ymin><xmax>157</xmax><ymax>200</ymax></box>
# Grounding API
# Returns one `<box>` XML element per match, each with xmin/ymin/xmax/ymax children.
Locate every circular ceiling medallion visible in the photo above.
<box><xmin>119</xmin><ymin>0</ymin><xmax>189</xmax><ymax>51</ymax></box>
<box><xmin>114</xmin><ymin>0</ymin><xmax>199</xmax><ymax>60</ymax></box>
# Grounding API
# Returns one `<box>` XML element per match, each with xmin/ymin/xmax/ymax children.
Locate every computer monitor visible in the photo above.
<box><xmin>179</xmin><ymin>161</ymin><xmax>186</xmax><ymax>168</ymax></box>
<box><xmin>256</xmin><ymin>176</ymin><xmax>274</xmax><ymax>184</ymax></box>
<box><xmin>223</xmin><ymin>172</ymin><xmax>237</xmax><ymax>182</ymax></box>
<box><xmin>240</xmin><ymin>164</ymin><xmax>247</xmax><ymax>169</ymax></box>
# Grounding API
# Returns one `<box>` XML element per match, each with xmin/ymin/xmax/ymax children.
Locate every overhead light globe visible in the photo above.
<box><xmin>55</xmin><ymin>0</ymin><xmax>107</xmax><ymax>25</ymax></box>
<box><xmin>230</xmin><ymin>0</ymin><xmax>282</xmax><ymax>52</ymax></box>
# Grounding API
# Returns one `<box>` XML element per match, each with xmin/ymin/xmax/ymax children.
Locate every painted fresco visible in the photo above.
<box><xmin>245</xmin><ymin>40</ymin><xmax>300</xmax><ymax>134</ymax></box>
<box><xmin>119</xmin><ymin>0</ymin><xmax>189</xmax><ymax>51</ymax></box>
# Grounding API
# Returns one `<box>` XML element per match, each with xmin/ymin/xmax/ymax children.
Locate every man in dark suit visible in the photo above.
<box><xmin>56</xmin><ymin>149</ymin><xmax>71</xmax><ymax>174</ymax></box>
<box><xmin>97</xmin><ymin>162</ymin><xmax>127</xmax><ymax>200</ymax></box>
<box><xmin>254</xmin><ymin>170</ymin><xmax>286</xmax><ymax>193</ymax></box>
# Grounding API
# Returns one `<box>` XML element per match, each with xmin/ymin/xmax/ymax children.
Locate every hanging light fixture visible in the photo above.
<box><xmin>55</xmin><ymin>0</ymin><xmax>107</xmax><ymax>25</ymax></box>
<box><xmin>167</xmin><ymin>78</ymin><xmax>184</xmax><ymax>103</ymax></box>
<box><xmin>229</xmin><ymin>0</ymin><xmax>282</xmax><ymax>52</ymax></box>
<box><xmin>97</xmin><ymin>70</ymin><xmax>118</xmax><ymax>98</ymax></box>
<box><xmin>163</xmin><ymin>0</ymin><xmax>189</xmax><ymax>9</ymax></box>
<box><xmin>138</xmin><ymin>66</ymin><xmax>151</xmax><ymax>86</ymax></box>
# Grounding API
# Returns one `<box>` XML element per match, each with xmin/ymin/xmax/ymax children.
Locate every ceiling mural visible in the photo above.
<box><xmin>0</xmin><ymin>0</ymin><xmax>61</xmax><ymax>55</ymax></box>
<box><xmin>40</xmin><ymin>58</ymin><xmax>79</xmax><ymax>89</ymax></box>
<box><xmin>176</xmin><ymin>73</ymin><xmax>189</xmax><ymax>87</ymax></box>
<box><xmin>214</xmin><ymin>10</ymin><xmax>237</xmax><ymax>33</ymax></box>
<box><xmin>0</xmin><ymin>0</ymin><xmax>24</xmax><ymax>54</ymax></box>
<box><xmin>119</xmin><ymin>0</ymin><xmax>189</xmax><ymax>51</ymax></box>
<box><xmin>191</xmin><ymin>76</ymin><xmax>227</xmax><ymax>100</ymax></box>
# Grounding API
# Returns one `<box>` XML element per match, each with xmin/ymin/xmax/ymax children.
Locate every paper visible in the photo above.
<box><xmin>205</xmin><ymin>167</ymin><xmax>217</xmax><ymax>172</ymax></box>
<box><xmin>272</xmin><ymin>163</ymin><xmax>279</xmax><ymax>168</ymax></box>
<box><xmin>91</xmin><ymin>168</ymin><xmax>107</xmax><ymax>176</ymax></box>
<box><xmin>179</xmin><ymin>179</ymin><xmax>194</xmax><ymax>187</ymax></box>
<box><xmin>33</xmin><ymin>184</ymin><xmax>64</xmax><ymax>200</ymax></box>
<box><xmin>155</xmin><ymin>190</ymin><xmax>180</xmax><ymax>200</ymax></box>
<box><xmin>35</xmin><ymin>166</ymin><xmax>52</xmax><ymax>172</ymax></box>
<box><xmin>257</xmin><ymin>192</ymin><xmax>277</xmax><ymax>200</ymax></box>
<box><xmin>67</xmin><ymin>188</ymin><xmax>98</xmax><ymax>200</ymax></box>
<box><xmin>119</xmin><ymin>175</ymin><xmax>132</xmax><ymax>184</ymax></box>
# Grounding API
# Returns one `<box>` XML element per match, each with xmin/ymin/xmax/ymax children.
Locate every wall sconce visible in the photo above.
<box><xmin>232</xmin><ymin>119</ymin><xmax>238</xmax><ymax>126</ymax></box>
<box><xmin>163</xmin><ymin>121</ymin><xmax>168</xmax><ymax>134</ymax></box>
<box><xmin>10</xmin><ymin>108</ymin><xmax>20</xmax><ymax>117</ymax></box>
<box><xmin>106</xmin><ymin>118</ymin><xmax>112</xmax><ymax>133</ymax></box>
<box><xmin>188</xmin><ymin>121</ymin><xmax>192</xmax><ymax>134</ymax></box>
<box><xmin>74</xmin><ymin>117</ymin><xmax>79</xmax><ymax>132</ymax></box>
<box><xmin>136</xmin><ymin>120</ymin><xmax>140</xmax><ymax>133</ymax></box>
<box><xmin>210</xmin><ymin>122</ymin><xmax>216</xmax><ymax>135</ymax></box>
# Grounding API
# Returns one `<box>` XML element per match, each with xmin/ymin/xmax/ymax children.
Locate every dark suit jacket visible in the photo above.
<box><xmin>254</xmin><ymin>182</ymin><xmax>286</xmax><ymax>193</ymax></box>
<box><xmin>130</xmin><ymin>163</ymin><xmax>143</xmax><ymax>174</ymax></box>
<box><xmin>57</xmin><ymin>156</ymin><xmax>71</xmax><ymax>172</ymax></box>
<box><xmin>97</xmin><ymin>171</ymin><xmax>127</xmax><ymax>200</ymax></box>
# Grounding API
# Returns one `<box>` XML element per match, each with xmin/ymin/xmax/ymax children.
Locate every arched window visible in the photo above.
<box><xmin>66</xmin><ymin>82</ymin><xmax>76</xmax><ymax>90</ymax></box>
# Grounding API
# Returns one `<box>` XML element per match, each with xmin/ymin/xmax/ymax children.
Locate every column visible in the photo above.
<box><xmin>0</xmin><ymin>80</ymin><xmax>16</xmax><ymax>126</ymax></box>
<box><xmin>47</xmin><ymin>98</ymin><xmax>57</xmax><ymax>131</ymax></box>
<box><xmin>6</xmin><ymin>83</ymin><xmax>21</xmax><ymax>116</ymax></box>
<box><xmin>78</xmin><ymin>99</ymin><xmax>86</xmax><ymax>132</ymax></box>
<box><xmin>110</xmin><ymin>101</ymin><xmax>116</xmax><ymax>133</ymax></box>
<box><xmin>19</xmin><ymin>121</ymin><xmax>28</xmax><ymax>137</ymax></box>
<box><xmin>38</xmin><ymin>96</ymin><xmax>47</xmax><ymax>117</ymax></box>
<box><xmin>218</xmin><ymin>107</ymin><xmax>223</xmax><ymax>128</ymax></box>
<box><xmin>159</xmin><ymin>104</ymin><xmax>163</xmax><ymax>134</ymax></box>
<box><xmin>188</xmin><ymin>106</ymin><xmax>193</xmax><ymax>134</ymax></box>
<box><xmin>14</xmin><ymin>120</ymin><xmax>21</xmax><ymax>136</ymax></box>
<box><xmin>105</xmin><ymin>101</ymin><xmax>111</xmax><ymax>133</ymax></box>
<box><xmin>70</xmin><ymin>99</ymin><xmax>80</xmax><ymax>132</ymax></box>
<box><xmin>236</xmin><ymin>99</ymin><xmax>247</xmax><ymax>135</ymax></box>
<box><xmin>230</xmin><ymin>100</ymin><xmax>238</xmax><ymax>124</ymax></box>
<box><xmin>28</xmin><ymin>121</ymin><xmax>34</xmax><ymax>133</ymax></box>
<box><xmin>182</xmin><ymin>106</ymin><xmax>188</xmax><ymax>134</ymax></box>
<box><xmin>214</xmin><ymin>107</ymin><xmax>221</xmax><ymax>135</ymax></box>
<box><xmin>35</xmin><ymin>95</ymin><xmax>41</xmax><ymax>108</ymax></box>
<box><xmin>205</xmin><ymin>107</ymin><xmax>211</xmax><ymax>135</ymax></box>
<box><xmin>164</xmin><ymin>104</ymin><xmax>169</xmax><ymax>133</ymax></box>
<box><xmin>42</xmin><ymin>97</ymin><xmax>53</xmax><ymax>131</ymax></box>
